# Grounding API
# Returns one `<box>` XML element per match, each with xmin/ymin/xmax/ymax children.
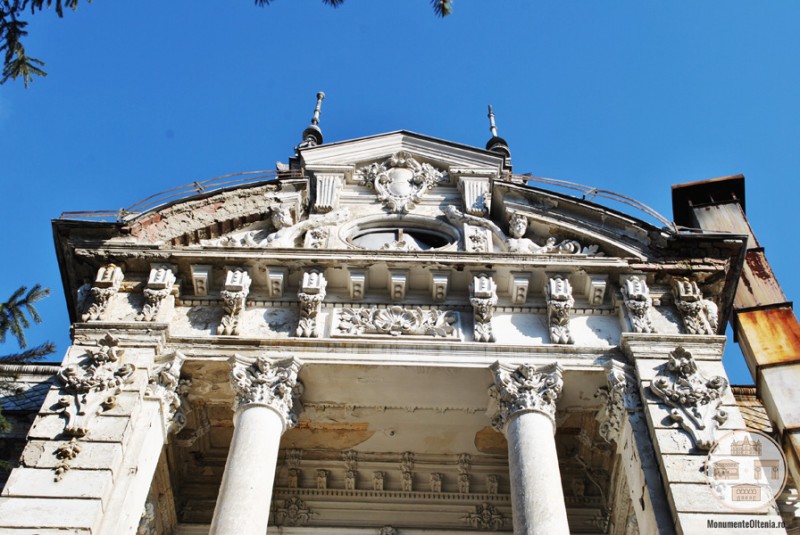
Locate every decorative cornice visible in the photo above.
<box><xmin>229</xmin><ymin>355</ymin><xmax>304</xmax><ymax>431</ymax></box>
<box><xmin>487</xmin><ymin>361</ymin><xmax>563</xmax><ymax>432</ymax></box>
<box><xmin>649</xmin><ymin>347</ymin><xmax>729</xmax><ymax>450</ymax></box>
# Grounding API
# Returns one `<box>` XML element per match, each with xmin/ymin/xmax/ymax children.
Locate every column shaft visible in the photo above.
<box><xmin>210</xmin><ymin>405</ymin><xmax>283</xmax><ymax>535</ymax></box>
<box><xmin>506</xmin><ymin>411</ymin><xmax>570</xmax><ymax>535</ymax></box>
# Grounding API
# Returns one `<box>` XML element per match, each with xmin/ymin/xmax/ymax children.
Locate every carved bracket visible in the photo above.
<box><xmin>230</xmin><ymin>355</ymin><xmax>304</xmax><ymax>430</ymax></box>
<box><xmin>137</xmin><ymin>264</ymin><xmax>176</xmax><ymax>322</ymax></box>
<box><xmin>488</xmin><ymin>361</ymin><xmax>564</xmax><ymax>431</ymax></box>
<box><xmin>649</xmin><ymin>347</ymin><xmax>729</xmax><ymax>450</ymax></box>
<box><xmin>82</xmin><ymin>264</ymin><xmax>123</xmax><ymax>321</ymax></box>
<box><xmin>145</xmin><ymin>351</ymin><xmax>191</xmax><ymax>437</ymax></box>
<box><xmin>546</xmin><ymin>276</ymin><xmax>575</xmax><ymax>344</ymax></box>
<box><xmin>297</xmin><ymin>270</ymin><xmax>327</xmax><ymax>337</ymax></box>
<box><xmin>594</xmin><ymin>362</ymin><xmax>641</xmax><ymax>445</ymax></box>
<box><xmin>56</xmin><ymin>333</ymin><xmax>135</xmax><ymax>437</ymax></box>
<box><xmin>355</xmin><ymin>151</ymin><xmax>446</xmax><ymax>213</ymax></box>
<box><xmin>470</xmin><ymin>274</ymin><xmax>497</xmax><ymax>343</ymax></box>
<box><xmin>622</xmin><ymin>276</ymin><xmax>655</xmax><ymax>333</ymax></box>
<box><xmin>458</xmin><ymin>176</ymin><xmax>491</xmax><ymax>216</ymax></box>
<box><xmin>218</xmin><ymin>269</ymin><xmax>251</xmax><ymax>335</ymax></box>
<box><xmin>671</xmin><ymin>278</ymin><xmax>719</xmax><ymax>335</ymax></box>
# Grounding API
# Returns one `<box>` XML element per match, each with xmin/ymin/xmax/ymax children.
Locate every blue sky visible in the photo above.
<box><xmin>2</xmin><ymin>1</ymin><xmax>799</xmax><ymax>384</ymax></box>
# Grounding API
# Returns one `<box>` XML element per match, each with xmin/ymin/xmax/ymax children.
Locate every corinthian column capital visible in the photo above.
<box><xmin>229</xmin><ymin>355</ymin><xmax>304</xmax><ymax>431</ymax></box>
<box><xmin>488</xmin><ymin>361</ymin><xmax>563</xmax><ymax>432</ymax></box>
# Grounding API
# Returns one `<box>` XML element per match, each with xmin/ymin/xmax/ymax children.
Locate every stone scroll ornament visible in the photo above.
<box><xmin>621</xmin><ymin>276</ymin><xmax>655</xmax><ymax>334</ymax></box>
<box><xmin>82</xmin><ymin>264</ymin><xmax>123</xmax><ymax>321</ymax></box>
<box><xmin>297</xmin><ymin>270</ymin><xmax>327</xmax><ymax>337</ymax></box>
<box><xmin>671</xmin><ymin>278</ymin><xmax>719</xmax><ymax>335</ymax></box>
<box><xmin>56</xmin><ymin>333</ymin><xmax>136</xmax><ymax>437</ymax></box>
<box><xmin>137</xmin><ymin>265</ymin><xmax>175</xmax><ymax>322</ymax></box>
<box><xmin>649</xmin><ymin>347</ymin><xmax>729</xmax><ymax>450</ymax></box>
<box><xmin>488</xmin><ymin>361</ymin><xmax>564</xmax><ymax>432</ymax></box>
<box><xmin>594</xmin><ymin>363</ymin><xmax>641</xmax><ymax>445</ymax></box>
<box><xmin>145</xmin><ymin>351</ymin><xmax>192</xmax><ymax>436</ymax></box>
<box><xmin>336</xmin><ymin>306</ymin><xmax>458</xmax><ymax>338</ymax></box>
<box><xmin>229</xmin><ymin>356</ymin><xmax>304</xmax><ymax>429</ymax></box>
<box><xmin>218</xmin><ymin>269</ymin><xmax>251</xmax><ymax>335</ymax></box>
<box><xmin>545</xmin><ymin>276</ymin><xmax>575</xmax><ymax>344</ymax></box>
<box><xmin>355</xmin><ymin>151</ymin><xmax>446</xmax><ymax>213</ymax></box>
<box><xmin>470</xmin><ymin>274</ymin><xmax>497</xmax><ymax>343</ymax></box>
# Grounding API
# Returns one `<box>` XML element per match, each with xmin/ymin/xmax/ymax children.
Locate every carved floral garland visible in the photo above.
<box><xmin>337</xmin><ymin>306</ymin><xmax>458</xmax><ymax>338</ymax></box>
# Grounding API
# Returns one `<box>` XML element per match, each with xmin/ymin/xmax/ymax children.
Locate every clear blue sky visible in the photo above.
<box><xmin>2</xmin><ymin>1</ymin><xmax>799</xmax><ymax>384</ymax></box>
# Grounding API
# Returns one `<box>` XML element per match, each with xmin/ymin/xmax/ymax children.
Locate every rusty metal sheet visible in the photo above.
<box><xmin>737</xmin><ymin>307</ymin><xmax>800</xmax><ymax>377</ymax></box>
<box><xmin>692</xmin><ymin>203</ymin><xmax>760</xmax><ymax>249</ymax></box>
<box><xmin>734</xmin><ymin>249</ymin><xmax>788</xmax><ymax>309</ymax></box>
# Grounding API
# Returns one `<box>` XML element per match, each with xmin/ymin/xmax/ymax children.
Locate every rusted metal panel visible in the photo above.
<box><xmin>734</xmin><ymin>249</ymin><xmax>788</xmax><ymax>309</ymax></box>
<box><xmin>691</xmin><ymin>203</ymin><xmax>760</xmax><ymax>249</ymax></box>
<box><xmin>737</xmin><ymin>307</ymin><xmax>800</xmax><ymax>379</ymax></box>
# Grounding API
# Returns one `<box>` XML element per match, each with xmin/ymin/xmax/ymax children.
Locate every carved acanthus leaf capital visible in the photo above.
<box><xmin>488</xmin><ymin>361</ymin><xmax>563</xmax><ymax>432</ymax></box>
<box><xmin>649</xmin><ymin>347</ymin><xmax>729</xmax><ymax>450</ymax></box>
<box><xmin>229</xmin><ymin>355</ymin><xmax>304</xmax><ymax>431</ymax></box>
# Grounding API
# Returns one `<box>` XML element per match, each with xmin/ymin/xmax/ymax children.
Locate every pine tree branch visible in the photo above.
<box><xmin>0</xmin><ymin>341</ymin><xmax>56</xmax><ymax>363</ymax></box>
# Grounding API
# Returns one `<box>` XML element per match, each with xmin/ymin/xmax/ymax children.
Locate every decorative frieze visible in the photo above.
<box><xmin>190</xmin><ymin>264</ymin><xmax>211</xmax><ymax>297</ymax></box>
<box><xmin>671</xmin><ymin>278</ymin><xmax>719</xmax><ymax>335</ymax></box>
<box><xmin>545</xmin><ymin>276</ymin><xmax>575</xmax><ymax>344</ymax></box>
<box><xmin>621</xmin><ymin>276</ymin><xmax>655</xmax><ymax>333</ymax></box>
<box><xmin>313</xmin><ymin>172</ymin><xmax>344</xmax><ymax>213</ymax></box>
<box><xmin>81</xmin><ymin>264</ymin><xmax>123</xmax><ymax>321</ymax></box>
<box><xmin>355</xmin><ymin>151</ymin><xmax>446</xmax><ymax>213</ymax></box>
<box><xmin>470</xmin><ymin>274</ymin><xmax>497</xmax><ymax>343</ymax></box>
<box><xmin>297</xmin><ymin>270</ymin><xmax>327</xmax><ymax>338</ymax></box>
<box><xmin>273</xmin><ymin>496</ymin><xmax>314</xmax><ymax>527</ymax></box>
<box><xmin>649</xmin><ymin>347</ymin><xmax>729</xmax><ymax>450</ymax></box>
<box><xmin>336</xmin><ymin>306</ymin><xmax>459</xmax><ymax>338</ymax></box>
<box><xmin>137</xmin><ymin>264</ymin><xmax>175</xmax><ymax>321</ymax></box>
<box><xmin>594</xmin><ymin>362</ymin><xmax>640</xmax><ymax>445</ymax></box>
<box><xmin>463</xmin><ymin>503</ymin><xmax>505</xmax><ymax>530</ymax></box>
<box><xmin>146</xmin><ymin>351</ymin><xmax>191</xmax><ymax>436</ymax></box>
<box><xmin>56</xmin><ymin>333</ymin><xmax>136</xmax><ymax>437</ymax></box>
<box><xmin>488</xmin><ymin>361</ymin><xmax>564</xmax><ymax>431</ymax></box>
<box><xmin>217</xmin><ymin>268</ymin><xmax>251</xmax><ymax>335</ymax></box>
<box><xmin>458</xmin><ymin>176</ymin><xmax>491</xmax><ymax>216</ymax></box>
<box><xmin>229</xmin><ymin>356</ymin><xmax>304</xmax><ymax>430</ymax></box>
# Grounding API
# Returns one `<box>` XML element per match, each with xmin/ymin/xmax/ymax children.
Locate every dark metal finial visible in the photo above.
<box><xmin>311</xmin><ymin>91</ymin><xmax>325</xmax><ymax>126</ymax></box>
<box><xmin>488</xmin><ymin>104</ymin><xmax>498</xmax><ymax>138</ymax></box>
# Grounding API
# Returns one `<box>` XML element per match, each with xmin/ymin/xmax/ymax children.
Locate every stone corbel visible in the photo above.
<box><xmin>229</xmin><ymin>355</ymin><xmax>304</xmax><ymax>431</ymax></box>
<box><xmin>313</xmin><ymin>172</ymin><xmax>344</xmax><ymax>213</ymax></box>
<box><xmin>470</xmin><ymin>274</ymin><xmax>497</xmax><ymax>343</ymax></box>
<box><xmin>218</xmin><ymin>269</ymin><xmax>251</xmax><ymax>335</ymax></box>
<box><xmin>671</xmin><ymin>277</ymin><xmax>719</xmax><ymax>335</ymax></box>
<box><xmin>81</xmin><ymin>264</ymin><xmax>123</xmax><ymax>321</ymax></box>
<box><xmin>430</xmin><ymin>271</ymin><xmax>449</xmax><ymax>302</ymax></box>
<box><xmin>545</xmin><ymin>275</ymin><xmax>575</xmax><ymax>344</ymax></box>
<box><xmin>190</xmin><ymin>264</ymin><xmax>211</xmax><ymax>297</ymax></box>
<box><xmin>348</xmin><ymin>269</ymin><xmax>366</xmax><ymax>301</ymax></box>
<box><xmin>388</xmin><ymin>270</ymin><xmax>408</xmax><ymax>302</ymax></box>
<box><xmin>649</xmin><ymin>347</ymin><xmax>729</xmax><ymax>450</ymax></box>
<box><xmin>137</xmin><ymin>264</ymin><xmax>176</xmax><ymax>322</ymax></box>
<box><xmin>509</xmin><ymin>272</ymin><xmax>530</xmax><ymax>305</ymax></box>
<box><xmin>297</xmin><ymin>270</ymin><xmax>327</xmax><ymax>337</ymax></box>
<box><xmin>56</xmin><ymin>333</ymin><xmax>136</xmax><ymax>437</ymax></box>
<box><xmin>621</xmin><ymin>275</ymin><xmax>655</xmax><ymax>333</ymax></box>
<box><xmin>145</xmin><ymin>351</ymin><xmax>191</xmax><ymax>438</ymax></box>
<box><xmin>458</xmin><ymin>175</ymin><xmax>491</xmax><ymax>216</ymax></box>
<box><xmin>583</xmin><ymin>274</ymin><xmax>607</xmax><ymax>306</ymax></box>
<box><xmin>266</xmin><ymin>267</ymin><xmax>287</xmax><ymax>299</ymax></box>
<box><xmin>594</xmin><ymin>361</ymin><xmax>641</xmax><ymax>446</ymax></box>
<box><xmin>487</xmin><ymin>361</ymin><xmax>564</xmax><ymax>432</ymax></box>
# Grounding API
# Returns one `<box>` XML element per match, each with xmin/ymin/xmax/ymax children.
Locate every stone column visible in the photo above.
<box><xmin>488</xmin><ymin>361</ymin><xmax>569</xmax><ymax>535</ymax></box>
<box><xmin>210</xmin><ymin>356</ymin><xmax>303</xmax><ymax>535</ymax></box>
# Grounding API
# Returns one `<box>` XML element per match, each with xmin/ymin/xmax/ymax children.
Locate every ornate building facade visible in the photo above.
<box><xmin>0</xmin><ymin>106</ymin><xmax>795</xmax><ymax>534</ymax></box>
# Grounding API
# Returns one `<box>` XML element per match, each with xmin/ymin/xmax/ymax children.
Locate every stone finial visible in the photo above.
<box><xmin>218</xmin><ymin>269</ymin><xmax>251</xmax><ymax>335</ymax></box>
<box><xmin>297</xmin><ymin>270</ymin><xmax>327</xmax><ymax>337</ymax></box>
<box><xmin>488</xmin><ymin>361</ymin><xmax>563</xmax><ymax>432</ymax></box>
<box><xmin>298</xmin><ymin>91</ymin><xmax>325</xmax><ymax>149</ymax></box>
<box><xmin>470</xmin><ymin>274</ymin><xmax>497</xmax><ymax>342</ymax></box>
<box><xmin>545</xmin><ymin>276</ymin><xmax>575</xmax><ymax>344</ymax></box>
<box><xmin>485</xmin><ymin>104</ymin><xmax>512</xmax><ymax>170</ymax></box>
<box><xmin>649</xmin><ymin>347</ymin><xmax>729</xmax><ymax>450</ymax></box>
<box><xmin>229</xmin><ymin>355</ymin><xmax>304</xmax><ymax>431</ymax></box>
<box><xmin>671</xmin><ymin>277</ymin><xmax>719</xmax><ymax>335</ymax></box>
<box><xmin>621</xmin><ymin>275</ymin><xmax>655</xmax><ymax>333</ymax></box>
<box><xmin>82</xmin><ymin>264</ymin><xmax>123</xmax><ymax>321</ymax></box>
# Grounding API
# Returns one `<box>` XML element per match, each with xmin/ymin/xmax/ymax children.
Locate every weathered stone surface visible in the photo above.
<box><xmin>20</xmin><ymin>440</ymin><xmax>124</xmax><ymax>476</ymax></box>
<box><xmin>0</xmin><ymin>497</ymin><xmax>104</xmax><ymax>529</ymax></box>
<box><xmin>2</xmin><ymin>467</ymin><xmax>113</xmax><ymax>501</ymax></box>
<box><xmin>27</xmin><ymin>413</ymin><xmax>131</xmax><ymax>443</ymax></box>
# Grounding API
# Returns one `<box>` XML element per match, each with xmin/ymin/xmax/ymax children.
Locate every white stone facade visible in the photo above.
<box><xmin>0</xmin><ymin>130</ymin><xmax>792</xmax><ymax>534</ymax></box>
